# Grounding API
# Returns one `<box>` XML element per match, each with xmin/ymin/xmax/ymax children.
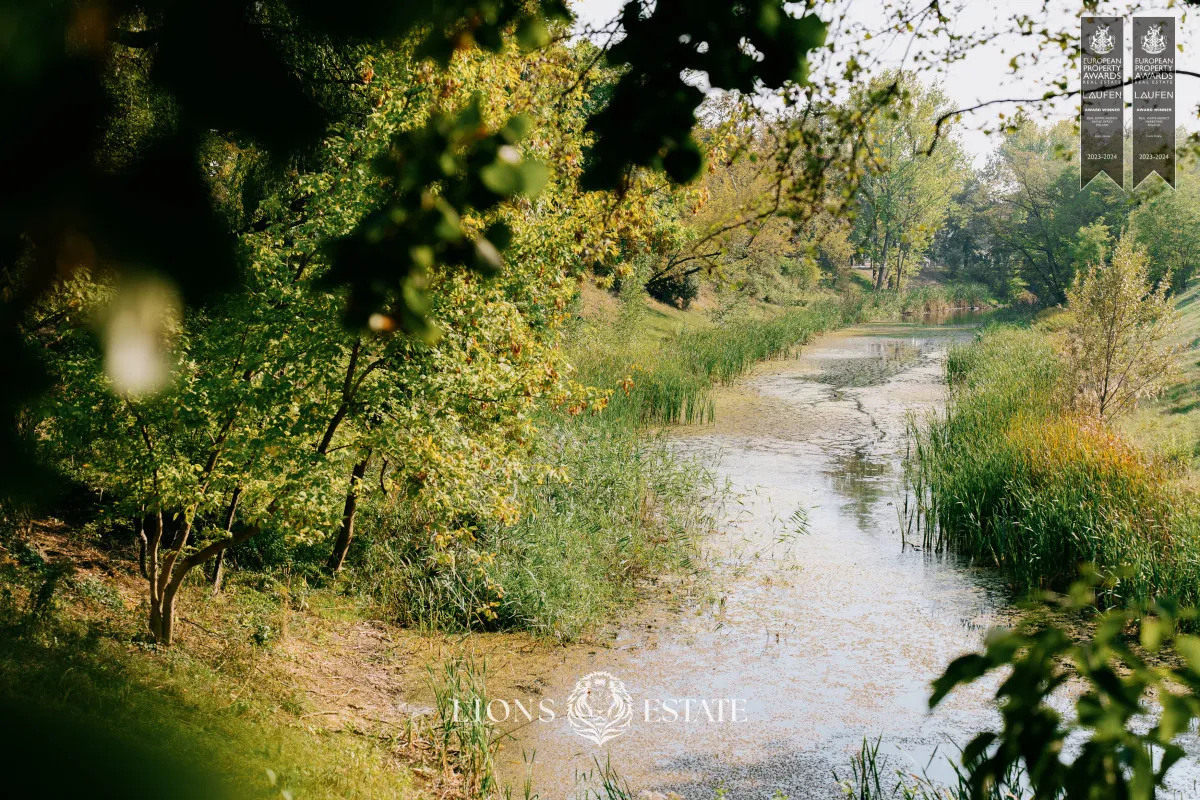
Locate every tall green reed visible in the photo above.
<box><xmin>572</xmin><ymin>297</ymin><xmax>850</xmax><ymax>425</ymax></box>
<box><xmin>862</xmin><ymin>282</ymin><xmax>998</xmax><ymax>320</ymax></box>
<box><xmin>357</xmin><ymin>294</ymin><xmax>852</xmax><ymax>639</ymax></box>
<box><xmin>429</xmin><ymin>654</ymin><xmax>496</xmax><ymax>796</ymax></box>
<box><xmin>360</xmin><ymin>412</ymin><xmax>718</xmax><ymax>639</ymax></box>
<box><xmin>907</xmin><ymin>325</ymin><xmax>1200</xmax><ymax>610</ymax></box>
<box><xmin>834</xmin><ymin>736</ymin><xmax>1029</xmax><ymax>800</ymax></box>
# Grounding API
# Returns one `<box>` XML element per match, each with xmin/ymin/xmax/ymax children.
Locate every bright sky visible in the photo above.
<box><xmin>571</xmin><ymin>0</ymin><xmax>1200</xmax><ymax>167</ymax></box>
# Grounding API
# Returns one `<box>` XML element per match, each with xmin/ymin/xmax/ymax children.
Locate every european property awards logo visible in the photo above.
<box><xmin>1141</xmin><ymin>23</ymin><xmax>1167</xmax><ymax>55</ymax></box>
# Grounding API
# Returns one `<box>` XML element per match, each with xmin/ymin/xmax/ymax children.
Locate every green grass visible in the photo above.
<box><xmin>833</xmin><ymin>736</ymin><xmax>1028</xmax><ymax>800</ymax></box>
<box><xmin>359</xmin><ymin>412</ymin><xmax>714</xmax><ymax>639</ymax></box>
<box><xmin>429</xmin><ymin>655</ymin><xmax>496</xmax><ymax>796</ymax></box>
<box><xmin>908</xmin><ymin>324</ymin><xmax>1200</xmax><ymax>610</ymax></box>
<box><xmin>1119</xmin><ymin>280</ymin><xmax>1200</xmax><ymax>473</ymax></box>
<box><xmin>571</xmin><ymin>294</ymin><xmax>852</xmax><ymax>425</ymax></box>
<box><xmin>0</xmin><ymin>550</ymin><xmax>425</xmax><ymax>800</ymax></box>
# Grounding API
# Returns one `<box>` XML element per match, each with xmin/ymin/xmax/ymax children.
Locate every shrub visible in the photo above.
<box><xmin>1062</xmin><ymin>232</ymin><xmax>1181</xmax><ymax>417</ymax></box>
<box><xmin>353</xmin><ymin>298</ymin><xmax>852</xmax><ymax>637</ymax></box>
<box><xmin>780</xmin><ymin>256</ymin><xmax>822</xmax><ymax>291</ymax></box>
<box><xmin>357</xmin><ymin>416</ymin><xmax>713</xmax><ymax>639</ymax></box>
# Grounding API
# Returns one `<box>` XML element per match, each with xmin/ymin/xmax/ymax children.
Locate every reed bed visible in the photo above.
<box><xmin>862</xmin><ymin>282</ymin><xmax>998</xmax><ymax>320</ymax></box>
<box><xmin>429</xmin><ymin>655</ymin><xmax>496</xmax><ymax>796</ymax></box>
<box><xmin>573</xmin><ymin>298</ymin><xmax>850</xmax><ymax>425</ymax></box>
<box><xmin>834</xmin><ymin>736</ymin><xmax>1029</xmax><ymax>799</ymax></box>
<box><xmin>907</xmin><ymin>325</ymin><xmax>1200</xmax><ymax>610</ymax></box>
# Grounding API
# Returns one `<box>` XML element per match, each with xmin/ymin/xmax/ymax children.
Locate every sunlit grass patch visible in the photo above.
<box><xmin>0</xmin><ymin>548</ymin><xmax>428</xmax><ymax>800</ymax></box>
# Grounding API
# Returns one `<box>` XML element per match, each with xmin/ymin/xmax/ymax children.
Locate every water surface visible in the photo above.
<box><xmin>490</xmin><ymin>321</ymin><xmax>1012</xmax><ymax>797</ymax></box>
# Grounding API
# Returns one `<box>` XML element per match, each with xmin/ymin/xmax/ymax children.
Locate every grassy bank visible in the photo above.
<box><xmin>909</xmin><ymin>323</ymin><xmax>1200</xmax><ymax>609</ymax></box>
<box><xmin>571</xmin><ymin>292</ymin><xmax>851</xmax><ymax>424</ymax></box>
<box><xmin>356</xmin><ymin>289</ymin><xmax>854</xmax><ymax>639</ymax></box>
<box><xmin>0</xmin><ymin>528</ymin><xmax>442</xmax><ymax>799</ymax></box>
<box><xmin>1119</xmin><ymin>279</ymin><xmax>1200</xmax><ymax>480</ymax></box>
<box><xmin>357</xmin><ymin>413</ymin><xmax>714</xmax><ymax>639</ymax></box>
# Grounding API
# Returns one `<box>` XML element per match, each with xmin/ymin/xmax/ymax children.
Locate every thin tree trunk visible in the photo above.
<box><xmin>876</xmin><ymin>231</ymin><xmax>891</xmax><ymax>290</ymax></box>
<box><xmin>136</xmin><ymin>515</ymin><xmax>148</xmax><ymax>580</ymax></box>
<box><xmin>150</xmin><ymin>517</ymin><xmax>262</xmax><ymax>646</ymax></box>
<box><xmin>146</xmin><ymin>512</ymin><xmax>193</xmax><ymax>645</ymax></box>
<box><xmin>145</xmin><ymin>511</ymin><xmax>164</xmax><ymax>641</ymax></box>
<box><xmin>143</xmin><ymin>492</ymin><xmax>275</xmax><ymax>645</ymax></box>
<box><xmin>317</xmin><ymin>339</ymin><xmax>361</xmax><ymax>456</ymax></box>
<box><xmin>210</xmin><ymin>551</ymin><xmax>226</xmax><ymax>597</ymax></box>
<box><xmin>327</xmin><ymin>454</ymin><xmax>370</xmax><ymax>574</ymax></box>
<box><xmin>159</xmin><ymin>580</ymin><xmax>180</xmax><ymax>645</ymax></box>
<box><xmin>210</xmin><ymin>486</ymin><xmax>242</xmax><ymax>596</ymax></box>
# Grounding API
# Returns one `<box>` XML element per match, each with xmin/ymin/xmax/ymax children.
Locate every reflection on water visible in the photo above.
<box><xmin>491</xmin><ymin>323</ymin><xmax>1013</xmax><ymax>798</ymax></box>
<box><xmin>814</xmin><ymin>339</ymin><xmax>921</xmax><ymax>388</ymax></box>
<box><xmin>826</xmin><ymin>448</ymin><xmax>890</xmax><ymax>531</ymax></box>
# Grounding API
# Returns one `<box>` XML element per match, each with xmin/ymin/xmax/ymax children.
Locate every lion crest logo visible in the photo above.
<box><xmin>1141</xmin><ymin>24</ymin><xmax>1167</xmax><ymax>55</ymax></box>
<box><xmin>1089</xmin><ymin>25</ymin><xmax>1115</xmax><ymax>56</ymax></box>
<box><xmin>566</xmin><ymin>672</ymin><xmax>633</xmax><ymax>745</ymax></box>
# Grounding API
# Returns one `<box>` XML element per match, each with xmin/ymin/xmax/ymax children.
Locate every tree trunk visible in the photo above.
<box><xmin>209</xmin><ymin>551</ymin><xmax>226</xmax><ymax>597</ymax></box>
<box><xmin>143</xmin><ymin>511</ymin><xmax>164</xmax><ymax>640</ymax></box>
<box><xmin>136</xmin><ymin>516</ymin><xmax>148</xmax><ymax>580</ymax></box>
<box><xmin>876</xmin><ymin>231</ymin><xmax>891</xmax><ymax>290</ymax></box>
<box><xmin>141</xmin><ymin>498</ymin><xmax>270</xmax><ymax>646</ymax></box>
<box><xmin>145</xmin><ymin>511</ymin><xmax>197</xmax><ymax>645</ymax></box>
<box><xmin>210</xmin><ymin>486</ymin><xmax>242</xmax><ymax>596</ymax></box>
<box><xmin>158</xmin><ymin>581</ymin><xmax>179</xmax><ymax>645</ymax></box>
<box><xmin>327</xmin><ymin>455</ymin><xmax>370</xmax><ymax>574</ymax></box>
<box><xmin>148</xmin><ymin>521</ymin><xmax>185</xmax><ymax>645</ymax></box>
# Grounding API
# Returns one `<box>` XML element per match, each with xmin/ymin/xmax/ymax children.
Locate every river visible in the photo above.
<box><xmin>486</xmin><ymin>319</ymin><xmax>1013</xmax><ymax>798</ymax></box>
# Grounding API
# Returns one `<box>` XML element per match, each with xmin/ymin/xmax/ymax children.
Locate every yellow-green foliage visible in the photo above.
<box><xmin>1062</xmin><ymin>233</ymin><xmax>1181</xmax><ymax>417</ymax></box>
<box><xmin>356</xmin><ymin>296</ymin><xmax>852</xmax><ymax>639</ymax></box>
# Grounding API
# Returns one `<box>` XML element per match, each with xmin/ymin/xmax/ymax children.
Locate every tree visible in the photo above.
<box><xmin>850</xmin><ymin>73</ymin><xmax>967</xmax><ymax>291</ymax></box>
<box><xmin>930</xmin><ymin>174</ymin><xmax>1012</xmax><ymax>294</ymax></box>
<box><xmin>985</xmin><ymin>120</ymin><xmax>1127</xmax><ymax>304</ymax></box>
<box><xmin>28</xmin><ymin>34</ymin><xmax>624</xmax><ymax>643</ymax></box>
<box><xmin>649</xmin><ymin>89</ymin><xmax>890</xmax><ymax>304</ymax></box>
<box><xmin>1062</xmin><ymin>232</ymin><xmax>1180</xmax><ymax>418</ymax></box>
<box><xmin>2</xmin><ymin>0</ymin><xmax>830</xmax><ymax>504</ymax></box>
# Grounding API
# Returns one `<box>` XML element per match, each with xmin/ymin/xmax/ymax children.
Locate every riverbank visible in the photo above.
<box><xmin>351</xmin><ymin>289</ymin><xmax>854</xmax><ymax>640</ymax></box>
<box><xmin>909</xmin><ymin>317</ymin><xmax>1200</xmax><ymax>611</ymax></box>
<box><xmin>851</xmin><ymin>278</ymin><xmax>1000</xmax><ymax>320</ymax></box>
<box><xmin>0</xmin><ymin>289</ymin><xmax>857</xmax><ymax>798</ymax></box>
